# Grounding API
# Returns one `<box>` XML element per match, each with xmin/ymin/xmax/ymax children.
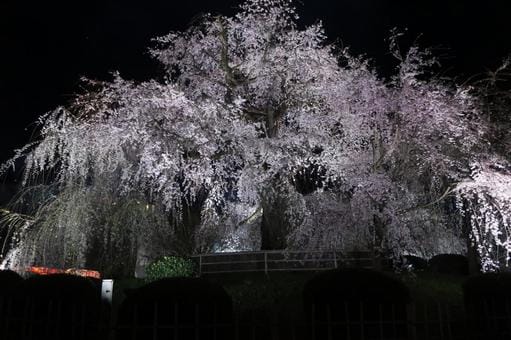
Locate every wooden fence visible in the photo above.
<box><xmin>192</xmin><ymin>250</ymin><xmax>389</xmax><ymax>275</ymax></box>
<box><xmin>1</xmin><ymin>297</ymin><xmax>508</xmax><ymax>340</ymax></box>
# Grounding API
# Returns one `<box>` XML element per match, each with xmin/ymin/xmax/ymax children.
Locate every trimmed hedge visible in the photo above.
<box><xmin>0</xmin><ymin>270</ymin><xmax>24</xmax><ymax>338</ymax></box>
<box><xmin>303</xmin><ymin>268</ymin><xmax>411</xmax><ymax>304</ymax></box>
<box><xmin>24</xmin><ymin>273</ymin><xmax>99</xmax><ymax>301</ymax></box>
<box><xmin>145</xmin><ymin>256</ymin><xmax>197</xmax><ymax>281</ymax></box>
<box><xmin>463</xmin><ymin>272</ymin><xmax>511</xmax><ymax>300</ymax></box>
<box><xmin>429</xmin><ymin>254</ymin><xmax>469</xmax><ymax>276</ymax></box>
<box><xmin>303</xmin><ymin>268</ymin><xmax>410</xmax><ymax>340</ymax></box>
<box><xmin>117</xmin><ymin>277</ymin><xmax>233</xmax><ymax>340</ymax></box>
<box><xmin>0</xmin><ymin>269</ymin><xmax>23</xmax><ymax>293</ymax></box>
<box><xmin>22</xmin><ymin>274</ymin><xmax>102</xmax><ymax>340</ymax></box>
<box><xmin>463</xmin><ymin>272</ymin><xmax>511</xmax><ymax>339</ymax></box>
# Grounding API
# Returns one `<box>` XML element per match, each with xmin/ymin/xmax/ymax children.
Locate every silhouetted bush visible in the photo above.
<box><xmin>117</xmin><ymin>277</ymin><xmax>233</xmax><ymax>340</ymax></box>
<box><xmin>303</xmin><ymin>268</ymin><xmax>410</xmax><ymax>340</ymax></box>
<box><xmin>0</xmin><ymin>270</ymin><xmax>23</xmax><ymax>292</ymax></box>
<box><xmin>22</xmin><ymin>274</ymin><xmax>102</xmax><ymax>340</ymax></box>
<box><xmin>0</xmin><ymin>270</ymin><xmax>24</xmax><ymax>340</ymax></box>
<box><xmin>463</xmin><ymin>272</ymin><xmax>511</xmax><ymax>340</ymax></box>
<box><xmin>429</xmin><ymin>254</ymin><xmax>469</xmax><ymax>276</ymax></box>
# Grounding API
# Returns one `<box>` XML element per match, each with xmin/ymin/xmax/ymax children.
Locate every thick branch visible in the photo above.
<box><xmin>400</xmin><ymin>185</ymin><xmax>456</xmax><ymax>214</ymax></box>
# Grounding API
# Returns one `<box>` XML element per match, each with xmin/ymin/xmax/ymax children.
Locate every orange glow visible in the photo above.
<box><xmin>28</xmin><ymin>266</ymin><xmax>101</xmax><ymax>279</ymax></box>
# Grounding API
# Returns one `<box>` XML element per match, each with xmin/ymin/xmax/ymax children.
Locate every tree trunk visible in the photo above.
<box><xmin>260</xmin><ymin>185</ymin><xmax>289</xmax><ymax>250</ymax></box>
<box><xmin>462</xmin><ymin>200</ymin><xmax>480</xmax><ymax>274</ymax></box>
<box><xmin>260</xmin><ymin>209</ymin><xmax>287</xmax><ymax>250</ymax></box>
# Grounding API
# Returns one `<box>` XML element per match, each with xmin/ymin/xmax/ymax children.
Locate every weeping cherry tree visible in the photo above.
<box><xmin>1</xmin><ymin>0</ymin><xmax>508</xmax><ymax>275</ymax></box>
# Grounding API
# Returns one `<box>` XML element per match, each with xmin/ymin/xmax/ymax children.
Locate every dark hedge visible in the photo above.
<box><xmin>0</xmin><ymin>269</ymin><xmax>23</xmax><ymax>293</ymax></box>
<box><xmin>303</xmin><ymin>268</ymin><xmax>410</xmax><ymax>304</ymax></box>
<box><xmin>303</xmin><ymin>268</ymin><xmax>410</xmax><ymax>340</ymax></box>
<box><xmin>20</xmin><ymin>274</ymin><xmax>102</xmax><ymax>340</ymax></box>
<box><xmin>117</xmin><ymin>277</ymin><xmax>233</xmax><ymax>340</ymax></box>
<box><xmin>463</xmin><ymin>272</ymin><xmax>511</xmax><ymax>339</ymax></box>
<box><xmin>428</xmin><ymin>254</ymin><xmax>469</xmax><ymax>276</ymax></box>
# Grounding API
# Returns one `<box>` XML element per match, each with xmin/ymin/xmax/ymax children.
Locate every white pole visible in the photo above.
<box><xmin>101</xmin><ymin>279</ymin><xmax>114</xmax><ymax>304</ymax></box>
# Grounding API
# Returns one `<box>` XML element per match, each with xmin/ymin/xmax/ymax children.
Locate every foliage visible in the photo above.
<box><xmin>145</xmin><ymin>256</ymin><xmax>197</xmax><ymax>281</ymax></box>
<box><xmin>455</xmin><ymin>160</ymin><xmax>511</xmax><ymax>272</ymax></box>
<box><xmin>0</xmin><ymin>0</ymin><xmax>509</xmax><ymax>274</ymax></box>
<box><xmin>451</xmin><ymin>59</ymin><xmax>511</xmax><ymax>272</ymax></box>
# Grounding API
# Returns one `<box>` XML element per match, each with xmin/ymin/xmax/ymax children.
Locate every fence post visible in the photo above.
<box><xmin>445</xmin><ymin>305</ymin><xmax>453</xmax><ymax>340</ymax></box>
<box><xmin>407</xmin><ymin>303</ymin><xmax>417</xmax><ymax>340</ymax></box>
<box><xmin>195</xmin><ymin>304</ymin><xmax>199</xmax><ymax>340</ymax></box>
<box><xmin>344</xmin><ymin>302</ymin><xmax>351</xmax><ymax>340</ymax></box>
<box><xmin>174</xmin><ymin>303</ymin><xmax>179</xmax><ymax>340</ymax></box>
<box><xmin>437</xmin><ymin>302</ymin><xmax>445</xmax><ymax>340</ymax></box>
<box><xmin>327</xmin><ymin>304</ymin><xmax>332</xmax><ymax>340</ymax></box>
<box><xmin>264</xmin><ymin>252</ymin><xmax>268</xmax><ymax>275</ymax></box>
<box><xmin>311</xmin><ymin>303</ymin><xmax>316</xmax><ymax>340</ymax></box>
<box><xmin>199</xmin><ymin>255</ymin><xmax>202</xmax><ymax>276</ymax></box>
<box><xmin>359</xmin><ymin>301</ymin><xmax>364</xmax><ymax>340</ymax></box>
<box><xmin>153</xmin><ymin>302</ymin><xmax>158</xmax><ymax>340</ymax></box>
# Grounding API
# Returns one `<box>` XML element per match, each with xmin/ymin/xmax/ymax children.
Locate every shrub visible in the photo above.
<box><xmin>22</xmin><ymin>274</ymin><xmax>102</xmax><ymax>340</ymax></box>
<box><xmin>0</xmin><ymin>270</ymin><xmax>24</xmax><ymax>338</ymax></box>
<box><xmin>117</xmin><ymin>277</ymin><xmax>233</xmax><ymax>340</ymax></box>
<box><xmin>0</xmin><ymin>269</ymin><xmax>23</xmax><ymax>293</ymax></box>
<box><xmin>463</xmin><ymin>272</ymin><xmax>511</xmax><ymax>300</ymax></box>
<box><xmin>463</xmin><ymin>273</ymin><xmax>511</xmax><ymax>339</ymax></box>
<box><xmin>24</xmin><ymin>273</ymin><xmax>99</xmax><ymax>300</ymax></box>
<box><xmin>303</xmin><ymin>268</ymin><xmax>411</xmax><ymax>304</ymax></box>
<box><xmin>145</xmin><ymin>256</ymin><xmax>197</xmax><ymax>281</ymax></box>
<box><xmin>303</xmin><ymin>268</ymin><xmax>410</xmax><ymax>340</ymax></box>
<box><xmin>429</xmin><ymin>254</ymin><xmax>469</xmax><ymax>276</ymax></box>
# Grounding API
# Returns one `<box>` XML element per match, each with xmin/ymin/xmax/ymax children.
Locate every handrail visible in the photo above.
<box><xmin>192</xmin><ymin>250</ymin><xmax>376</xmax><ymax>275</ymax></box>
<box><xmin>196</xmin><ymin>249</ymin><xmax>365</xmax><ymax>256</ymax></box>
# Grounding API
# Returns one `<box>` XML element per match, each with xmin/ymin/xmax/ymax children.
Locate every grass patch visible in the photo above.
<box><xmin>402</xmin><ymin>271</ymin><xmax>465</xmax><ymax>305</ymax></box>
<box><xmin>206</xmin><ymin>271</ymin><xmax>317</xmax><ymax>320</ymax></box>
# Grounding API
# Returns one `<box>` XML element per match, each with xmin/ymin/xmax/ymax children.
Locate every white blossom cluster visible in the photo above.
<box><xmin>455</xmin><ymin>160</ymin><xmax>511</xmax><ymax>271</ymax></box>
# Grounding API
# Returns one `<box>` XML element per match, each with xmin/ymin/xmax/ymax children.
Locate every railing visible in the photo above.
<box><xmin>192</xmin><ymin>250</ymin><xmax>387</xmax><ymax>275</ymax></box>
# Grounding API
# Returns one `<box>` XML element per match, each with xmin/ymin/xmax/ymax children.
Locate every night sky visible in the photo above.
<box><xmin>0</xmin><ymin>0</ymin><xmax>510</xmax><ymax>191</ymax></box>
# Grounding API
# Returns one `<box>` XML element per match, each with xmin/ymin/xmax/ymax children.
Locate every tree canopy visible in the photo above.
<box><xmin>1</xmin><ymin>0</ymin><xmax>510</xmax><ymax>276</ymax></box>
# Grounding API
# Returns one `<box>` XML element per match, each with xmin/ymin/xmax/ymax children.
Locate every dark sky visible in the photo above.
<box><xmin>0</xmin><ymin>0</ymin><xmax>510</xmax><ymax>175</ymax></box>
